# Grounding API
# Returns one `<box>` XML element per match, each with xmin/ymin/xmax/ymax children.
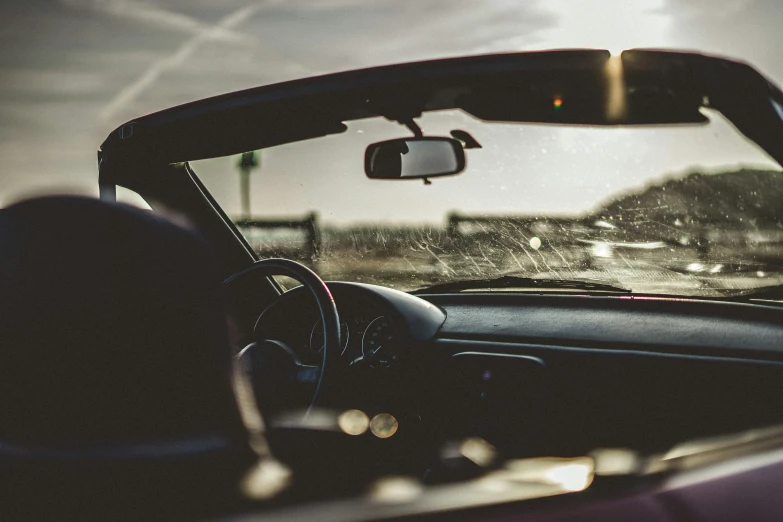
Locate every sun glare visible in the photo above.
<box><xmin>539</xmin><ymin>0</ymin><xmax>670</xmax><ymax>54</ymax></box>
<box><xmin>605</xmin><ymin>55</ymin><xmax>628</xmax><ymax>122</ymax></box>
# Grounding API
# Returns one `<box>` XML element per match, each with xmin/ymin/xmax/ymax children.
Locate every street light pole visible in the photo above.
<box><xmin>238</xmin><ymin>151</ymin><xmax>259</xmax><ymax>219</ymax></box>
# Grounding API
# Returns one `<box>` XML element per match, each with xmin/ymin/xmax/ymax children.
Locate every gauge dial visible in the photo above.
<box><xmin>309</xmin><ymin>319</ymin><xmax>350</xmax><ymax>356</ymax></box>
<box><xmin>361</xmin><ymin>316</ymin><xmax>398</xmax><ymax>369</ymax></box>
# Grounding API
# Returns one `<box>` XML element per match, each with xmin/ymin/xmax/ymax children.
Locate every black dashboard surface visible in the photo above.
<box><xmin>423</xmin><ymin>294</ymin><xmax>783</xmax><ymax>361</ymax></box>
<box><xmin>415</xmin><ymin>293</ymin><xmax>783</xmax><ymax>455</ymax></box>
<box><xmin>255</xmin><ymin>284</ymin><xmax>783</xmax><ymax>455</ymax></box>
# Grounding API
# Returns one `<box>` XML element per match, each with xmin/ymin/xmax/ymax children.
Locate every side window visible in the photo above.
<box><xmin>116</xmin><ymin>187</ymin><xmax>151</xmax><ymax>209</ymax></box>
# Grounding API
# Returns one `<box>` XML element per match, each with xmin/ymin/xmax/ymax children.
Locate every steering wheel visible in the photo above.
<box><xmin>222</xmin><ymin>259</ymin><xmax>341</xmax><ymax>415</ymax></box>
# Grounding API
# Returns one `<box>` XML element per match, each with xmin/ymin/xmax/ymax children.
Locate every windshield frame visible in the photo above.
<box><xmin>97</xmin><ymin>49</ymin><xmax>783</xmax><ymax>299</ymax></box>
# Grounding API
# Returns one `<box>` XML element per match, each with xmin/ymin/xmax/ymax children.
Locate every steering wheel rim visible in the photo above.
<box><xmin>223</xmin><ymin>259</ymin><xmax>341</xmax><ymax>413</ymax></box>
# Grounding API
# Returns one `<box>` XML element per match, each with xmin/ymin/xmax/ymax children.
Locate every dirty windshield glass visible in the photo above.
<box><xmin>194</xmin><ymin>109</ymin><xmax>783</xmax><ymax>296</ymax></box>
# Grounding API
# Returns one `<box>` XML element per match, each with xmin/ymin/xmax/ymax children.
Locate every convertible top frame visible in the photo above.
<box><xmin>96</xmin><ymin>49</ymin><xmax>783</xmax><ymax>278</ymax></box>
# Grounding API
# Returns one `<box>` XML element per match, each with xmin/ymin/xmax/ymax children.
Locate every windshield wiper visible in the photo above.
<box><xmin>728</xmin><ymin>283</ymin><xmax>783</xmax><ymax>301</ymax></box>
<box><xmin>411</xmin><ymin>275</ymin><xmax>631</xmax><ymax>295</ymax></box>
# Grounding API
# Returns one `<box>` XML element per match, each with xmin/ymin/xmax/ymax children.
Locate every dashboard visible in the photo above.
<box><xmin>256</xmin><ymin>290</ymin><xmax>402</xmax><ymax>369</ymax></box>
<box><xmin>251</xmin><ymin>281</ymin><xmax>783</xmax><ymax>458</ymax></box>
<box><xmin>299</xmin><ymin>298</ymin><xmax>386</xmax><ymax>366</ymax></box>
<box><xmin>254</xmin><ymin>282</ymin><xmax>445</xmax><ymax>369</ymax></box>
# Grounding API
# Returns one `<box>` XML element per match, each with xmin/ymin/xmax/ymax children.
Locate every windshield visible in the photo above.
<box><xmin>194</xmin><ymin>109</ymin><xmax>783</xmax><ymax>296</ymax></box>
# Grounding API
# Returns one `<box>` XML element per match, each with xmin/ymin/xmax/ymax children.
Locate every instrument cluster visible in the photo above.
<box><xmin>307</xmin><ymin>300</ymin><xmax>399</xmax><ymax>369</ymax></box>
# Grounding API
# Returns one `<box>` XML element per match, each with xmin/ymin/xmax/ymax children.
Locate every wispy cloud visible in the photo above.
<box><xmin>62</xmin><ymin>0</ymin><xmax>258</xmax><ymax>47</ymax></box>
<box><xmin>98</xmin><ymin>2</ymin><xmax>281</xmax><ymax>123</ymax></box>
<box><xmin>667</xmin><ymin>0</ymin><xmax>757</xmax><ymax>19</ymax></box>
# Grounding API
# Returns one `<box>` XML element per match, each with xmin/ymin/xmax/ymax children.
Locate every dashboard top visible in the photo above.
<box><xmin>424</xmin><ymin>292</ymin><xmax>783</xmax><ymax>361</ymax></box>
<box><xmin>257</xmin><ymin>283</ymin><xmax>783</xmax><ymax>366</ymax></box>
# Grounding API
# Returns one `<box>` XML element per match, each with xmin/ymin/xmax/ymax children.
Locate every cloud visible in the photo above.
<box><xmin>87</xmin><ymin>0</ymin><xmax>559</xmax><ymax>123</ymax></box>
<box><xmin>662</xmin><ymin>0</ymin><xmax>783</xmax><ymax>82</ymax></box>
<box><xmin>2</xmin><ymin>0</ymin><xmax>782</xmax><ymax>208</ymax></box>
<box><xmin>233</xmin><ymin>0</ymin><xmax>557</xmax><ymax>73</ymax></box>
<box><xmin>61</xmin><ymin>0</ymin><xmax>258</xmax><ymax>47</ymax></box>
<box><xmin>0</xmin><ymin>70</ymin><xmax>108</xmax><ymax>98</ymax></box>
<box><xmin>98</xmin><ymin>2</ymin><xmax>281</xmax><ymax>122</ymax></box>
<box><xmin>664</xmin><ymin>0</ymin><xmax>757</xmax><ymax>19</ymax></box>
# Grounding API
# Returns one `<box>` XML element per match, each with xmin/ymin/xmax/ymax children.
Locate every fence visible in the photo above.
<box><xmin>235</xmin><ymin>213</ymin><xmax>320</xmax><ymax>264</ymax></box>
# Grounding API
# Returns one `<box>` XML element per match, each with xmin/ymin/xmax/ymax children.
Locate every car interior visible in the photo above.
<box><xmin>3</xmin><ymin>49</ymin><xmax>783</xmax><ymax>521</ymax></box>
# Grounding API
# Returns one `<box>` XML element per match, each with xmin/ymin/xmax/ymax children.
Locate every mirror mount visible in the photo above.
<box><xmin>450</xmin><ymin>129</ymin><xmax>482</xmax><ymax>149</ymax></box>
<box><xmin>399</xmin><ymin>118</ymin><xmax>423</xmax><ymax>138</ymax></box>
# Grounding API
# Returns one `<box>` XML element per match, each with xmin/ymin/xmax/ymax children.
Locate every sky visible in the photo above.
<box><xmin>2</xmin><ymin>0</ymin><xmax>783</xmax><ymax>223</ymax></box>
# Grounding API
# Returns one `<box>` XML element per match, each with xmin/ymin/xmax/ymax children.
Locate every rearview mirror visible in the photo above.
<box><xmin>365</xmin><ymin>137</ymin><xmax>465</xmax><ymax>180</ymax></box>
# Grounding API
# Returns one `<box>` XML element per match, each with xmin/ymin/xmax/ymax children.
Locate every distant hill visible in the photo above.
<box><xmin>595</xmin><ymin>169</ymin><xmax>783</xmax><ymax>229</ymax></box>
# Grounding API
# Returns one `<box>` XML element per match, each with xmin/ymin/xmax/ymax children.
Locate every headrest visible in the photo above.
<box><xmin>0</xmin><ymin>197</ymin><xmax>250</xmax><ymax>453</ymax></box>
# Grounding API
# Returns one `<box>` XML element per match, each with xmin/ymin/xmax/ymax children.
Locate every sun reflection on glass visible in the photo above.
<box><xmin>370</xmin><ymin>413</ymin><xmax>398</xmax><ymax>439</ymax></box>
<box><xmin>605</xmin><ymin>55</ymin><xmax>628</xmax><ymax>122</ymax></box>
<box><xmin>338</xmin><ymin>409</ymin><xmax>370</xmax><ymax>436</ymax></box>
<box><xmin>543</xmin><ymin>462</ymin><xmax>594</xmax><ymax>491</ymax></box>
<box><xmin>529</xmin><ymin>236</ymin><xmax>542</xmax><ymax>250</ymax></box>
<box><xmin>479</xmin><ymin>456</ymin><xmax>595</xmax><ymax>493</ymax></box>
<box><xmin>369</xmin><ymin>476</ymin><xmax>423</xmax><ymax>503</ymax></box>
<box><xmin>460</xmin><ymin>437</ymin><xmax>497</xmax><ymax>467</ymax></box>
<box><xmin>590</xmin><ymin>448</ymin><xmax>639</xmax><ymax>476</ymax></box>
<box><xmin>240</xmin><ymin>459</ymin><xmax>292</xmax><ymax>500</ymax></box>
